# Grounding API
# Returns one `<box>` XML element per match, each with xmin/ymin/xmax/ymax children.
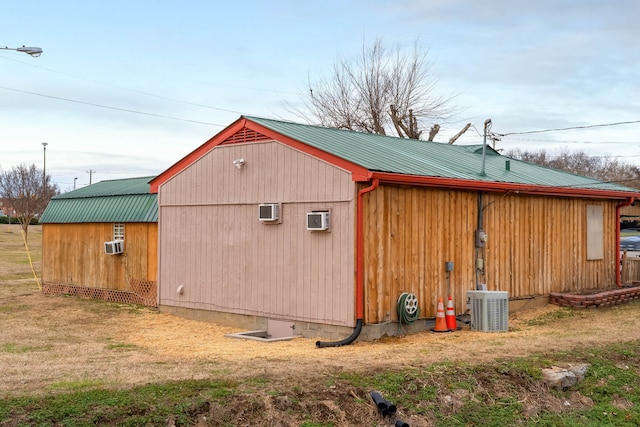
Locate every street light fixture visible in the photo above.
<box><xmin>0</xmin><ymin>45</ymin><xmax>43</xmax><ymax>57</ymax></box>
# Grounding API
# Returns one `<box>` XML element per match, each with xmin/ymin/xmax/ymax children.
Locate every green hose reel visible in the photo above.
<box><xmin>397</xmin><ymin>292</ymin><xmax>420</xmax><ymax>325</ymax></box>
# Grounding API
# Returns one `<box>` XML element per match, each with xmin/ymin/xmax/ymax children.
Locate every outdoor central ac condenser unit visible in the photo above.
<box><xmin>466</xmin><ymin>290</ymin><xmax>508</xmax><ymax>332</ymax></box>
<box><xmin>104</xmin><ymin>240</ymin><xmax>124</xmax><ymax>255</ymax></box>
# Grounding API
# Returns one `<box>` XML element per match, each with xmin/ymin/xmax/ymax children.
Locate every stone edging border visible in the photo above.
<box><xmin>549</xmin><ymin>285</ymin><xmax>640</xmax><ymax>309</ymax></box>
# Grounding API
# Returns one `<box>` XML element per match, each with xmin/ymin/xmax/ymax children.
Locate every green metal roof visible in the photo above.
<box><xmin>54</xmin><ymin>176</ymin><xmax>154</xmax><ymax>199</ymax></box>
<box><xmin>40</xmin><ymin>176</ymin><xmax>157</xmax><ymax>223</ymax></box>
<box><xmin>245</xmin><ymin>116</ymin><xmax>636</xmax><ymax>194</ymax></box>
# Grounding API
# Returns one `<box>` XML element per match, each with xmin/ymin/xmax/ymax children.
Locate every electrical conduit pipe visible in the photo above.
<box><xmin>616</xmin><ymin>197</ymin><xmax>635</xmax><ymax>287</ymax></box>
<box><xmin>316</xmin><ymin>178</ymin><xmax>379</xmax><ymax>348</ymax></box>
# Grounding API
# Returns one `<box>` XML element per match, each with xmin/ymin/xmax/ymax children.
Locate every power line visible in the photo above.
<box><xmin>0</xmin><ymin>86</ymin><xmax>227</xmax><ymax>127</ymax></box>
<box><xmin>497</xmin><ymin>120</ymin><xmax>640</xmax><ymax>136</ymax></box>
<box><xmin>0</xmin><ymin>53</ymin><xmax>303</xmax><ymax>109</ymax></box>
<box><xmin>498</xmin><ymin>136</ymin><xmax>638</xmax><ymax>145</ymax></box>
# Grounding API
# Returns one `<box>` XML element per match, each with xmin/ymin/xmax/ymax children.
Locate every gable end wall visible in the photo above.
<box><xmin>158</xmin><ymin>141</ymin><xmax>357</xmax><ymax>327</ymax></box>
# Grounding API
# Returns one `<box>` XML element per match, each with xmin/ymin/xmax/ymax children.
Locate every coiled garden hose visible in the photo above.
<box><xmin>397</xmin><ymin>292</ymin><xmax>420</xmax><ymax>324</ymax></box>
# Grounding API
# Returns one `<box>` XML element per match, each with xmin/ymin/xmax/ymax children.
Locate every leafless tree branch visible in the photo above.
<box><xmin>295</xmin><ymin>37</ymin><xmax>458</xmax><ymax>140</ymax></box>
<box><xmin>0</xmin><ymin>164</ymin><xmax>59</xmax><ymax>237</ymax></box>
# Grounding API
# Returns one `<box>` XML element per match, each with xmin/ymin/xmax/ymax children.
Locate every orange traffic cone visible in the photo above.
<box><xmin>445</xmin><ymin>296</ymin><xmax>457</xmax><ymax>330</ymax></box>
<box><xmin>431</xmin><ymin>297</ymin><xmax>449</xmax><ymax>333</ymax></box>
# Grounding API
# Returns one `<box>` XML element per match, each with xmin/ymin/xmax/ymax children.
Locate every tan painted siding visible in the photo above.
<box><xmin>363</xmin><ymin>185</ymin><xmax>619</xmax><ymax>323</ymax></box>
<box><xmin>158</xmin><ymin>141</ymin><xmax>357</xmax><ymax>326</ymax></box>
<box><xmin>42</xmin><ymin>222</ymin><xmax>158</xmax><ymax>290</ymax></box>
<box><xmin>161</xmin><ymin>141</ymin><xmax>354</xmax><ymax>205</ymax></box>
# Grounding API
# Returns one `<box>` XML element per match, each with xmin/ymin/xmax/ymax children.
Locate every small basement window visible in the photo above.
<box><xmin>113</xmin><ymin>223</ymin><xmax>125</xmax><ymax>241</ymax></box>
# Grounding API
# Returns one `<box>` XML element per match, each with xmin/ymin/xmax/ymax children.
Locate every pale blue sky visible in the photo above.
<box><xmin>2</xmin><ymin>0</ymin><xmax>639</xmax><ymax>191</ymax></box>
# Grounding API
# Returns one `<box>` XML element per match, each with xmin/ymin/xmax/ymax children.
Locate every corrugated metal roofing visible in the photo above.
<box><xmin>54</xmin><ymin>176</ymin><xmax>154</xmax><ymax>199</ymax></box>
<box><xmin>40</xmin><ymin>176</ymin><xmax>157</xmax><ymax>223</ymax></box>
<box><xmin>245</xmin><ymin>116</ymin><xmax>635</xmax><ymax>194</ymax></box>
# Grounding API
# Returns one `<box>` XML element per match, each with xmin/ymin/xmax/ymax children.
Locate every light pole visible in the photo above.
<box><xmin>0</xmin><ymin>45</ymin><xmax>42</xmax><ymax>57</ymax></box>
<box><xmin>1</xmin><ymin>44</ymin><xmax>41</xmax><ymax>229</ymax></box>
<box><xmin>42</xmin><ymin>142</ymin><xmax>48</xmax><ymax>187</ymax></box>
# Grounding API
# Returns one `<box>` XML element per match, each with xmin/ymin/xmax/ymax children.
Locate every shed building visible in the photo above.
<box><xmin>150</xmin><ymin>116</ymin><xmax>639</xmax><ymax>341</ymax></box>
<box><xmin>40</xmin><ymin>176</ymin><xmax>158</xmax><ymax>307</ymax></box>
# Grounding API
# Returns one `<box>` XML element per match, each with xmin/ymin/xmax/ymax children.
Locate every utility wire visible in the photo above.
<box><xmin>0</xmin><ymin>86</ymin><xmax>226</xmax><ymax>127</ymax></box>
<box><xmin>497</xmin><ymin>120</ymin><xmax>640</xmax><ymax>136</ymax></box>
<box><xmin>500</xmin><ymin>136</ymin><xmax>637</xmax><ymax>144</ymax></box>
<box><xmin>0</xmin><ymin>53</ymin><xmax>302</xmax><ymax>110</ymax></box>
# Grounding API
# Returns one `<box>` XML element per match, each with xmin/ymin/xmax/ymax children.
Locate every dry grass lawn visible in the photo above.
<box><xmin>2</xmin><ymin>223</ymin><xmax>640</xmax><ymax>412</ymax></box>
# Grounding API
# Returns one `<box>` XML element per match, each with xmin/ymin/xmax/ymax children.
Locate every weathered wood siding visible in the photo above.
<box><xmin>42</xmin><ymin>222</ymin><xmax>158</xmax><ymax>289</ymax></box>
<box><xmin>621</xmin><ymin>204</ymin><xmax>640</xmax><ymax>218</ymax></box>
<box><xmin>482</xmin><ymin>193</ymin><xmax>616</xmax><ymax>297</ymax></box>
<box><xmin>621</xmin><ymin>253</ymin><xmax>640</xmax><ymax>284</ymax></box>
<box><xmin>363</xmin><ymin>185</ymin><xmax>476</xmax><ymax>323</ymax></box>
<box><xmin>158</xmin><ymin>141</ymin><xmax>357</xmax><ymax>327</ymax></box>
<box><xmin>363</xmin><ymin>184</ymin><xmax>619</xmax><ymax>323</ymax></box>
<box><xmin>124</xmin><ymin>223</ymin><xmax>158</xmax><ymax>282</ymax></box>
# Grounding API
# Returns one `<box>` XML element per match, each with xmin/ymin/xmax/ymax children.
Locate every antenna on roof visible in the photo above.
<box><xmin>481</xmin><ymin>119</ymin><xmax>492</xmax><ymax>176</ymax></box>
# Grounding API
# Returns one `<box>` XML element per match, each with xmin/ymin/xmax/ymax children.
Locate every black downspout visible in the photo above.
<box><xmin>316</xmin><ymin>319</ymin><xmax>363</xmax><ymax>348</ymax></box>
<box><xmin>316</xmin><ymin>178</ymin><xmax>378</xmax><ymax>348</ymax></box>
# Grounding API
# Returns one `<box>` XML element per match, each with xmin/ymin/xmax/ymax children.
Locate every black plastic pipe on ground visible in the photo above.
<box><xmin>315</xmin><ymin>318</ymin><xmax>363</xmax><ymax>348</ymax></box>
<box><xmin>369</xmin><ymin>391</ymin><xmax>389</xmax><ymax>415</ymax></box>
<box><xmin>395</xmin><ymin>420</ymin><xmax>409</xmax><ymax>427</ymax></box>
<box><xmin>386</xmin><ymin>400</ymin><xmax>397</xmax><ymax>414</ymax></box>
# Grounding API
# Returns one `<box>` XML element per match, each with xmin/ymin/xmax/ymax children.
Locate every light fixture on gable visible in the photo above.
<box><xmin>233</xmin><ymin>158</ymin><xmax>245</xmax><ymax>169</ymax></box>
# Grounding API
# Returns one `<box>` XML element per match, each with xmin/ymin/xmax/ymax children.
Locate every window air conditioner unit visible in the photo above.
<box><xmin>466</xmin><ymin>290</ymin><xmax>508</xmax><ymax>332</ymax></box>
<box><xmin>307</xmin><ymin>211</ymin><xmax>330</xmax><ymax>231</ymax></box>
<box><xmin>104</xmin><ymin>240</ymin><xmax>124</xmax><ymax>255</ymax></box>
<box><xmin>258</xmin><ymin>203</ymin><xmax>280</xmax><ymax>222</ymax></box>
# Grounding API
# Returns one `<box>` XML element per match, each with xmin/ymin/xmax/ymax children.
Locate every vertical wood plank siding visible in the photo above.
<box><xmin>482</xmin><ymin>193</ymin><xmax>616</xmax><ymax>297</ymax></box>
<box><xmin>158</xmin><ymin>141</ymin><xmax>357</xmax><ymax>327</ymax></box>
<box><xmin>363</xmin><ymin>185</ymin><xmax>475</xmax><ymax>323</ymax></box>
<box><xmin>42</xmin><ymin>222</ymin><xmax>158</xmax><ymax>289</ymax></box>
<box><xmin>363</xmin><ymin>184</ymin><xmax>618</xmax><ymax>323</ymax></box>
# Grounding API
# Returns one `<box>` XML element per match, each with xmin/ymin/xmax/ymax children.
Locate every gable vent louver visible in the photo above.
<box><xmin>220</xmin><ymin>127</ymin><xmax>271</xmax><ymax>145</ymax></box>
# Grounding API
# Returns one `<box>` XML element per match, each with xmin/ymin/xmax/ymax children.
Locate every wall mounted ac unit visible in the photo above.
<box><xmin>466</xmin><ymin>290</ymin><xmax>508</xmax><ymax>332</ymax></box>
<box><xmin>258</xmin><ymin>203</ymin><xmax>280</xmax><ymax>222</ymax></box>
<box><xmin>307</xmin><ymin>211</ymin><xmax>330</xmax><ymax>231</ymax></box>
<box><xmin>104</xmin><ymin>240</ymin><xmax>124</xmax><ymax>255</ymax></box>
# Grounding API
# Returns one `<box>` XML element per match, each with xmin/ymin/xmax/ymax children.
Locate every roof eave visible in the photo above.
<box><xmin>369</xmin><ymin>172</ymin><xmax>639</xmax><ymax>199</ymax></box>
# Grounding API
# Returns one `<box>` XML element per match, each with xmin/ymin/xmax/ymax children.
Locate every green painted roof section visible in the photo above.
<box><xmin>40</xmin><ymin>176</ymin><xmax>157</xmax><ymax>223</ymax></box>
<box><xmin>53</xmin><ymin>176</ymin><xmax>155</xmax><ymax>199</ymax></box>
<box><xmin>246</xmin><ymin>116</ymin><xmax>635</xmax><ymax>193</ymax></box>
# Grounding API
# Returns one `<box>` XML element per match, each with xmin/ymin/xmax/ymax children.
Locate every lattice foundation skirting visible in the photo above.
<box><xmin>42</xmin><ymin>281</ymin><xmax>158</xmax><ymax>307</ymax></box>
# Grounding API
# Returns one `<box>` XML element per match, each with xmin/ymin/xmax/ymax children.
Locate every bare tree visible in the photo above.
<box><xmin>448</xmin><ymin>123</ymin><xmax>472</xmax><ymax>144</ymax></box>
<box><xmin>507</xmin><ymin>148</ymin><xmax>640</xmax><ymax>190</ymax></box>
<box><xmin>298</xmin><ymin>38</ymin><xmax>457</xmax><ymax>140</ymax></box>
<box><xmin>0</xmin><ymin>163</ymin><xmax>59</xmax><ymax>237</ymax></box>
